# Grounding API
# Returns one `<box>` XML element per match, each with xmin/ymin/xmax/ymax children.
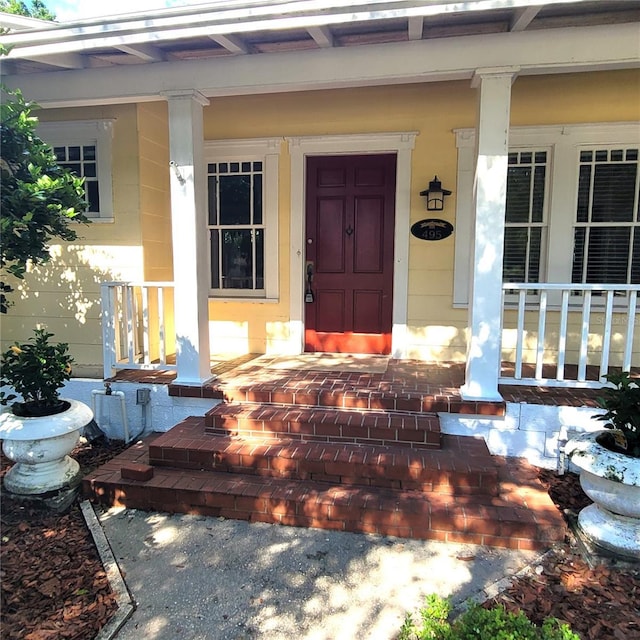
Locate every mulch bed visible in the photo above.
<box><xmin>487</xmin><ymin>470</ymin><xmax>640</xmax><ymax>640</ymax></box>
<box><xmin>1</xmin><ymin>439</ymin><xmax>127</xmax><ymax>640</ymax></box>
<box><xmin>1</xmin><ymin>442</ymin><xmax>639</xmax><ymax>639</ymax></box>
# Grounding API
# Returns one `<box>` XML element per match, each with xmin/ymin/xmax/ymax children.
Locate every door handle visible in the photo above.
<box><xmin>305</xmin><ymin>261</ymin><xmax>314</xmax><ymax>303</ymax></box>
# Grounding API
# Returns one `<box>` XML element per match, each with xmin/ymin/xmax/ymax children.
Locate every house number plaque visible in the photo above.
<box><xmin>411</xmin><ymin>218</ymin><xmax>454</xmax><ymax>241</ymax></box>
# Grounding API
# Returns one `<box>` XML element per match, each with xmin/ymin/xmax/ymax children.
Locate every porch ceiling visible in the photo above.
<box><xmin>0</xmin><ymin>1</ymin><xmax>638</xmax><ymax>98</ymax></box>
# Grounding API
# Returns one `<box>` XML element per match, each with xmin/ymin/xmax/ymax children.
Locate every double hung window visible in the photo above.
<box><xmin>37</xmin><ymin>120</ymin><xmax>114</xmax><ymax>221</ymax></box>
<box><xmin>208</xmin><ymin>161</ymin><xmax>264</xmax><ymax>292</ymax></box>
<box><xmin>503</xmin><ymin>150</ymin><xmax>548</xmax><ymax>287</ymax></box>
<box><xmin>205</xmin><ymin>138</ymin><xmax>281</xmax><ymax>299</ymax></box>
<box><xmin>454</xmin><ymin>123</ymin><xmax>640</xmax><ymax>306</ymax></box>
<box><xmin>572</xmin><ymin>147</ymin><xmax>639</xmax><ymax>287</ymax></box>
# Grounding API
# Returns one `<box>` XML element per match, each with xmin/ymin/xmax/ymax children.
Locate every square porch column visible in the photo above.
<box><xmin>166</xmin><ymin>90</ymin><xmax>212</xmax><ymax>385</ymax></box>
<box><xmin>462</xmin><ymin>68</ymin><xmax>519</xmax><ymax>402</ymax></box>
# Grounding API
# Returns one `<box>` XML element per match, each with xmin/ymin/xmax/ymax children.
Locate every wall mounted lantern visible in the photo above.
<box><xmin>420</xmin><ymin>176</ymin><xmax>451</xmax><ymax>211</ymax></box>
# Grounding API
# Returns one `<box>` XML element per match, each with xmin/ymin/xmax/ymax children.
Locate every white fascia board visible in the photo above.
<box><xmin>0</xmin><ymin>12</ymin><xmax>53</xmax><ymax>30</ymax></box>
<box><xmin>0</xmin><ymin>0</ymin><xmax>602</xmax><ymax>60</ymax></box>
<box><xmin>5</xmin><ymin>24</ymin><xmax>639</xmax><ymax>108</ymax></box>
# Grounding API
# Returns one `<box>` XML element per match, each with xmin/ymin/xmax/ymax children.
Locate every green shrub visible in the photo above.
<box><xmin>398</xmin><ymin>595</ymin><xmax>580</xmax><ymax>640</ymax></box>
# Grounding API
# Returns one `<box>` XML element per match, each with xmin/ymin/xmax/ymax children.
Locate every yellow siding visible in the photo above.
<box><xmin>1</xmin><ymin>104</ymin><xmax>144</xmax><ymax>376</ymax></box>
<box><xmin>203</xmin><ymin>70</ymin><xmax>639</xmax><ymax>361</ymax></box>
<box><xmin>3</xmin><ymin>70</ymin><xmax>638</xmax><ymax>369</ymax></box>
<box><xmin>138</xmin><ymin>102</ymin><xmax>173</xmax><ymax>282</ymax></box>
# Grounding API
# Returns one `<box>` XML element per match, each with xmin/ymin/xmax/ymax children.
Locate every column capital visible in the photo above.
<box><xmin>471</xmin><ymin>66</ymin><xmax>520</xmax><ymax>88</ymax></box>
<box><xmin>161</xmin><ymin>89</ymin><xmax>210</xmax><ymax>107</ymax></box>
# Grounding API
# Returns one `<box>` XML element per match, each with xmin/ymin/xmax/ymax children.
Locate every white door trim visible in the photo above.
<box><xmin>287</xmin><ymin>132</ymin><xmax>417</xmax><ymax>356</ymax></box>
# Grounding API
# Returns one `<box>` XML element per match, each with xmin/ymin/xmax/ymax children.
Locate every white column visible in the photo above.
<box><xmin>462</xmin><ymin>68</ymin><xmax>519</xmax><ymax>402</ymax></box>
<box><xmin>165</xmin><ymin>90</ymin><xmax>212</xmax><ymax>385</ymax></box>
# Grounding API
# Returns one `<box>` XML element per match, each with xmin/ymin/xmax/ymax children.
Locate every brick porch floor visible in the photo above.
<box><xmin>86</xmin><ymin>356</ymin><xmax>609</xmax><ymax>549</ymax></box>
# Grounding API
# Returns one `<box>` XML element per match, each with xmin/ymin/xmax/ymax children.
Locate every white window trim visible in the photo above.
<box><xmin>204</xmin><ymin>137</ymin><xmax>281</xmax><ymax>301</ymax></box>
<box><xmin>37</xmin><ymin>119</ymin><xmax>114</xmax><ymax>222</ymax></box>
<box><xmin>454</xmin><ymin>122</ymin><xmax>640</xmax><ymax>307</ymax></box>
<box><xmin>287</xmin><ymin>131</ymin><xmax>417</xmax><ymax>357</ymax></box>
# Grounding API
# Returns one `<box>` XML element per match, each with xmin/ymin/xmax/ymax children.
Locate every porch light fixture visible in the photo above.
<box><xmin>420</xmin><ymin>176</ymin><xmax>451</xmax><ymax>211</ymax></box>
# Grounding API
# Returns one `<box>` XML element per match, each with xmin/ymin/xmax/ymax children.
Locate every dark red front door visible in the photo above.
<box><xmin>304</xmin><ymin>154</ymin><xmax>396</xmax><ymax>354</ymax></box>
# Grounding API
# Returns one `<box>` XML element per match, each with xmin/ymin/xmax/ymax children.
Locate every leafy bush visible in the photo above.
<box><xmin>594</xmin><ymin>371</ymin><xmax>640</xmax><ymax>458</ymax></box>
<box><xmin>398</xmin><ymin>595</ymin><xmax>580</xmax><ymax>640</ymax></box>
<box><xmin>0</xmin><ymin>328</ymin><xmax>74</xmax><ymax>415</ymax></box>
<box><xmin>0</xmin><ymin>86</ymin><xmax>88</xmax><ymax>312</ymax></box>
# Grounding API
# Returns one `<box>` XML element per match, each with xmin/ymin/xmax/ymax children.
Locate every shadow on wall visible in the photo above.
<box><xmin>2</xmin><ymin>242</ymin><xmax>144</xmax><ymax>375</ymax></box>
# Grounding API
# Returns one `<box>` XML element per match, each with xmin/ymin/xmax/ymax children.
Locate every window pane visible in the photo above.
<box><xmin>68</xmin><ymin>146</ymin><xmax>81</xmax><ymax>161</ymax></box>
<box><xmin>528</xmin><ymin>227</ymin><xmax>542</xmax><ymax>283</ymax></box>
<box><xmin>210</xmin><ymin>229</ymin><xmax>220</xmax><ymax>289</ymax></box>
<box><xmin>532</xmin><ymin>165</ymin><xmax>545</xmax><ymax>223</ymax></box>
<box><xmin>572</xmin><ymin>228</ymin><xmax>586</xmax><ymax>284</ymax></box>
<box><xmin>632</xmin><ymin>230</ymin><xmax>640</xmax><ymax>284</ymax></box>
<box><xmin>222</xmin><ymin>229</ymin><xmax>253</xmax><ymax>289</ymax></box>
<box><xmin>256</xmin><ymin>229</ymin><xmax>264</xmax><ymax>289</ymax></box>
<box><xmin>219</xmin><ymin>175</ymin><xmax>251</xmax><ymax>225</ymax></box>
<box><xmin>82</xmin><ymin>146</ymin><xmax>96</xmax><ymax>161</ymax></box>
<box><xmin>207</xmin><ymin>176</ymin><xmax>217</xmax><ymax>225</ymax></box>
<box><xmin>53</xmin><ymin>146</ymin><xmax>66</xmax><ymax>162</ymax></box>
<box><xmin>83</xmin><ymin>163</ymin><xmax>97</xmax><ymax>178</ymax></box>
<box><xmin>503</xmin><ymin>228</ymin><xmax>529</xmax><ymax>283</ymax></box>
<box><xmin>576</xmin><ymin>165</ymin><xmax>591</xmax><ymax>223</ymax></box>
<box><xmin>505</xmin><ymin>166</ymin><xmax>532</xmax><ymax>223</ymax></box>
<box><xmin>591</xmin><ymin>163</ymin><xmax>636</xmax><ymax>222</ymax></box>
<box><xmin>253</xmin><ymin>174</ymin><xmax>263</xmax><ymax>224</ymax></box>
<box><xmin>64</xmin><ymin>163</ymin><xmax>81</xmax><ymax>175</ymax></box>
<box><xmin>586</xmin><ymin>227</ymin><xmax>630</xmax><ymax>284</ymax></box>
<box><xmin>86</xmin><ymin>181</ymin><xmax>99</xmax><ymax>212</ymax></box>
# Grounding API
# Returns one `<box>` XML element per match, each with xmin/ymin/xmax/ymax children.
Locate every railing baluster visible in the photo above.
<box><xmin>578</xmin><ymin>290</ymin><xmax>591</xmax><ymax>382</ymax></box>
<box><xmin>535</xmin><ymin>290</ymin><xmax>548</xmax><ymax>380</ymax></box>
<box><xmin>624</xmin><ymin>290</ymin><xmax>637</xmax><ymax>372</ymax></box>
<box><xmin>141</xmin><ymin>286</ymin><xmax>151</xmax><ymax>365</ymax></box>
<box><xmin>557</xmin><ymin>289</ymin><xmax>569</xmax><ymax>382</ymax></box>
<box><xmin>158</xmin><ymin>286</ymin><xmax>167</xmax><ymax>366</ymax></box>
<box><xmin>515</xmin><ymin>289</ymin><xmax>526</xmax><ymax>379</ymax></box>
<box><xmin>125</xmin><ymin>285</ymin><xmax>136</xmax><ymax>366</ymax></box>
<box><xmin>599</xmin><ymin>290</ymin><xmax>614</xmax><ymax>381</ymax></box>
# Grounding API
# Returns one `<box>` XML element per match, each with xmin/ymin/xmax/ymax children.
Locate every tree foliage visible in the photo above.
<box><xmin>0</xmin><ymin>0</ymin><xmax>55</xmax><ymax>20</ymax></box>
<box><xmin>0</xmin><ymin>87</ymin><xmax>89</xmax><ymax>312</ymax></box>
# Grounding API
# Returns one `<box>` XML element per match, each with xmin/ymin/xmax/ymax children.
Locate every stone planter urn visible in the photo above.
<box><xmin>0</xmin><ymin>399</ymin><xmax>93</xmax><ymax>498</ymax></box>
<box><xmin>566</xmin><ymin>431</ymin><xmax>640</xmax><ymax>560</ymax></box>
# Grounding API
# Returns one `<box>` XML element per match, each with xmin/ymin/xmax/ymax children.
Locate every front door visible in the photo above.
<box><xmin>304</xmin><ymin>154</ymin><xmax>396</xmax><ymax>354</ymax></box>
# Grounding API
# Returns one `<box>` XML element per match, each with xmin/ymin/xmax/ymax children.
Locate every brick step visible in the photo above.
<box><xmin>83</xmin><ymin>436</ymin><xmax>565</xmax><ymax>551</ymax></box>
<box><xmin>211</xmin><ymin>376</ymin><xmax>506</xmax><ymax>417</ymax></box>
<box><xmin>205</xmin><ymin>403</ymin><xmax>441</xmax><ymax>449</ymax></box>
<box><xmin>149</xmin><ymin>418</ymin><xmax>498</xmax><ymax>496</ymax></box>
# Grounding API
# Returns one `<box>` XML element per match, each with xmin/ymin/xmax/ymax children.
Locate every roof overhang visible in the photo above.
<box><xmin>1</xmin><ymin>0</ymin><xmax>638</xmax><ymax>108</ymax></box>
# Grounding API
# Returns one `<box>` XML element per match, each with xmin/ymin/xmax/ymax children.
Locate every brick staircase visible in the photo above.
<box><xmin>83</xmin><ymin>370</ymin><xmax>566</xmax><ymax>551</ymax></box>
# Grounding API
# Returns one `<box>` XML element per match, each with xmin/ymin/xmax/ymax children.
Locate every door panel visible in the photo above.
<box><xmin>354</xmin><ymin>197</ymin><xmax>384</xmax><ymax>273</ymax></box>
<box><xmin>305</xmin><ymin>154</ymin><xmax>396</xmax><ymax>354</ymax></box>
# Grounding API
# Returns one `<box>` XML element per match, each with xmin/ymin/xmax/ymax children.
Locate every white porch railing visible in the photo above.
<box><xmin>101</xmin><ymin>282</ymin><xmax>177</xmax><ymax>379</ymax></box>
<box><xmin>501</xmin><ymin>283</ymin><xmax>639</xmax><ymax>388</ymax></box>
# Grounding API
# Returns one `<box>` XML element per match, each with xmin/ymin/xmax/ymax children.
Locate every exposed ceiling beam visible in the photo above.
<box><xmin>115</xmin><ymin>43</ymin><xmax>165</xmax><ymax>62</ymax></box>
<box><xmin>208</xmin><ymin>34</ymin><xmax>249</xmax><ymax>54</ymax></box>
<box><xmin>408</xmin><ymin>15</ymin><xmax>423</xmax><ymax>41</ymax></box>
<box><xmin>511</xmin><ymin>6</ymin><xmax>542</xmax><ymax>32</ymax></box>
<box><xmin>24</xmin><ymin>53</ymin><xmax>85</xmax><ymax>69</ymax></box>
<box><xmin>307</xmin><ymin>25</ymin><xmax>334</xmax><ymax>48</ymax></box>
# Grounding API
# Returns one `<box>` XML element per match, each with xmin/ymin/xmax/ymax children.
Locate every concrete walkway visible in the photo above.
<box><xmin>95</xmin><ymin>505</ymin><xmax>543</xmax><ymax>640</ymax></box>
